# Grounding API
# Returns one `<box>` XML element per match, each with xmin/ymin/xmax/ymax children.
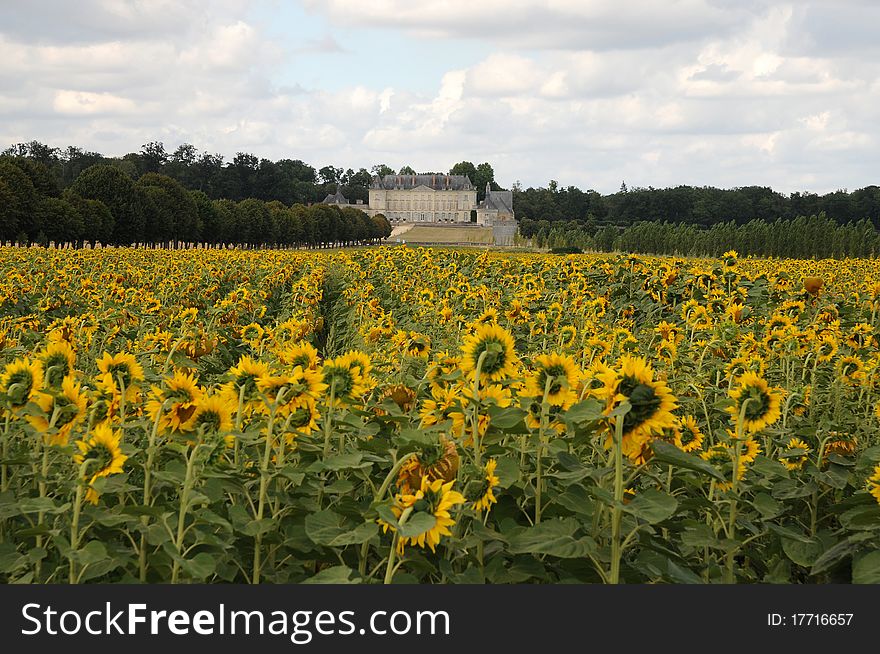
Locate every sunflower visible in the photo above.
<box><xmin>524</xmin><ymin>353</ymin><xmax>580</xmax><ymax>406</ymax></box>
<box><xmin>419</xmin><ymin>386</ymin><xmax>461</xmax><ymax>427</ymax></box>
<box><xmin>1</xmin><ymin>357</ymin><xmax>43</xmax><ymax>413</ymax></box>
<box><xmin>426</xmin><ymin>351</ymin><xmax>462</xmax><ymax>392</ymax></box>
<box><xmin>596</xmin><ymin>356</ymin><xmax>678</xmax><ymax>461</ymax></box>
<box><xmin>240</xmin><ymin>322</ymin><xmax>265</xmax><ymax>348</ymax></box>
<box><xmin>320</xmin><ymin>354</ymin><xmax>370</xmax><ymax>404</ymax></box>
<box><xmin>459</xmin><ymin>323</ymin><xmax>519</xmax><ymax>384</ymax></box>
<box><xmin>146</xmin><ymin>370</ymin><xmax>203</xmax><ymax>433</ymax></box>
<box><xmin>184</xmin><ymin>393</ymin><xmax>234</xmax><ymax>435</ymax></box>
<box><xmin>278</xmin><ymin>341</ymin><xmax>319</xmax><ymax>370</ymax></box>
<box><xmin>868</xmin><ymin>465</ymin><xmax>880</xmax><ymax>506</ymax></box>
<box><xmin>386</xmin><ymin>477</ymin><xmax>465</xmax><ymax>554</ymax></box>
<box><xmin>284</xmin><ymin>398</ymin><xmax>321</xmax><ymax>441</ymax></box>
<box><xmin>97</xmin><ymin>351</ymin><xmax>144</xmax><ymax>388</ymax></box>
<box><xmin>28</xmin><ymin>376</ymin><xmax>88</xmax><ymax>446</ymax></box>
<box><xmin>396</xmin><ymin>438</ymin><xmax>460</xmax><ymax>495</ymax></box>
<box><xmin>40</xmin><ymin>341</ymin><xmax>76</xmax><ymax>388</ymax></box>
<box><xmin>73</xmin><ymin>424</ymin><xmax>128</xmax><ymax>504</ymax></box>
<box><xmin>472</xmin><ymin>459</ymin><xmax>500</xmax><ymax>513</ymax></box>
<box><xmin>224</xmin><ymin>355</ymin><xmax>271</xmax><ymax>405</ymax></box>
<box><xmin>779</xmin><ymin>437</ymin><xmax>811</xmax><ymax>471</ymax></box>
<box><xmin>676</xmin><ymin>415</ymin><xmax>705</xmax><ymax>453</ymax></box>
<box><xmin>836</xmin><ymin>355</ymin><xmax>865</xmax><ymax>386</ymax></box>
<box><xmin>727</xmin><ymin>372</ymin><xmax>783</xmax><ymax>434</ymax></box>
<box><xmin>88</xmin><ymin>373</ymin><xmax>121</xmax><ymax>427</ymax></box>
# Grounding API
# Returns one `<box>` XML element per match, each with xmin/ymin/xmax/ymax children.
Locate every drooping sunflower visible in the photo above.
<box><xmin>73</xmin><ymin>424</ymin><xmax>128</xmax><ymax>505</ymax></box>
<box><xmin>524</xmin><ymin>353</ymin><xmax>581</xmax><ymax>406</ymax></box>
<box><xmin>386</xmin><ymin>477</ymin><xmax>465</xmax><ymax>554</ymax></box>
<box><xmin>28</xmin><ymin>376</ymin><xmax>88</xmax><ymax>446</ymax></box>
<box><xmin>320</xmin><ymin>354</ymin><xmax>370</xmax><ymax>404</ymax></box>
<box><xmin>184</xmin><ymin>393</ymin><xmax>235</xmax><ymax>435</ymax></box>
<box><xmin>836</xmin><ymin>355</ymin><xmax>865</xmax><ymax>386</ymax></box>
<box><xmin>472</xmin><ymin>459</ymin><xmax>500</xmax><ymax>513</ymax></box>
<box><xmin>1</xmin><ymin>357</ymin><xmax>43</xmax><ymax>413</ymax></box>
<box><xmin>779</xmin><ymin>437</ymin><xmax>811</xmax><ymax>471</ymax></box>
<box><xmin>676</xmin><ymin>415</ymin><xmax>705</xmax><ymax>453</ymax></box>
<box><xmin>240</xmin><ymin>322</ymin><xmax>265</xmax><ymax>348</ymax></box>
<box><xmin>727</xmin><ymin>371</ymin><xmax>783</xmax><ymax>434</ymax></box>
<box><xmin>284</xmin><ymin>398</ymin><xmax>321</xmax><ymax>441</ymax></box>
<box><xmin>459</xmin><ymin>323</ymin><xmax>519</xmax><ymax>384</ymax></box>
<box><xmin>426</xmin><ymin>351</ymin><xmax>462</xmax><ymax>392</ymax></box>
<box><xmin>146</xmin><ymin>369</ymin><xmax>203</xmax><ymax>434</ymax></box>
<box><xmin>40</xmin><ymin>341</ymin><xmax>76</xmax><ymax>388</ymax></box>
<box><xmin>596</xmin><ymin>356</ymin><xmax>678</xmax><ymax>461</ymax></box>
<box><xmin>223</xmin><ymin>355</ymin><xmax>271</xmax><ymax>406</ymax></box>
<box><xmin>278</xmin><ymin>341</ymin><xmax>320</xmax><ymax>370</ymax></box>
<box><xmin>396</xmin><ymin>437</ymin><xmax>460</xmax><ymax>495</ymax></box>
<box><xmin>96</xmin><ymin>351</ymin><xmax>144</xmax><ymax>402</ymax></box>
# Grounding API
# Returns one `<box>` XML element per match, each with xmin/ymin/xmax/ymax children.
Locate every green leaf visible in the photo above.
<box><xmin>397</xmin><ymin>512</ymin><xmax>437</xmax><ymax>538</ymax></box>
<box><xmin>487</xmin><ymin>405</ymin><xmax>527</xmax><ymax>430</ymax></box>
<box><xmin>17</xmin><ymin>497</ymin><xmax>71</xmax><ymax>515</ymax></box>
<box><xmin>767</xmin><ymin>523</ymin><xmax>812</xmax><ymax>543</ymax></box>
<box><xmin>319</xmin><ymin>451</ymin><xmax>368</xmax><ymax>471</ymax></box>
<box><xmin>493</xmin><ymin>457</ymin><xmax>519</xmax><ymax>487</ymax></box>
<box><xmin>853</xmin><ymin>551</ymin><xmax>880</xmax><ymax>584</ymax></box>
<box><xmin>507</xmin><ymin>518</ymin><xmax>596</xmax><ymax>558</ymax></box>
<box><xmin>305</xmin><ymin>510</ymin><xmax>378</xmax><ymax>547</ymax></box>
<box><xmin>563</xmin><ymin>398</ymin><xmax>604</xmax><ymax>425</ymax></box>
<box><xmin>302</xmin><ymin>566</ymin><xmax>361</xmax><ymax>584</ymax></box>
<box><xmin>665</xmin><ymin>560</ymin><xmax>703</xmax><ymax>584</ymax></box>
<box><xmin>75</xmin><ymin>541</ymin><xmax>109</xmax><ymax>567</ymax></box>
<box><xmin>752</xmin><ymin>493</ymin><xmax>783</xmax><ymax>519</ymax></box>
<box><xmin>181</xmin><ymin>552</ymin><xmax>217</xmax><ymax>580</ymax></box>
<box><xmin>782</xmin><ymin>538</ymin><xmax>823</xmax><ymax>568</ymax></box>
<box><xmin>651</xmin><ymin>440</ymin><xmax>725</xmax><ymax>480</ymax></box>
<box><xmin>623</xmin><ymin>489</ymin><xmax>678</xmax><ymax>524</ymax></box>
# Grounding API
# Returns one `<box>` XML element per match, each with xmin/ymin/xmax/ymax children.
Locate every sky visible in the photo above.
<box><xmin>0</xmin><ymin>0</ymin><xmax>878</xmax><ymax>194</ymax></box>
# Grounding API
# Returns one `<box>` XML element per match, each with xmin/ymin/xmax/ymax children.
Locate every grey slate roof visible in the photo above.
<box><xmin>370</xmin><ymin>174</ymin><xmax>475</xmax><ymax>191</ymax></box>
<box><xmin>481</xmin><ymin>183</ymin><xmax>513</xmax><ymax>214</ymax></box>
<box><xmin>321</xmin><ymin>189</ymin><xmax>348</xmax><ymax>205</ymax></box>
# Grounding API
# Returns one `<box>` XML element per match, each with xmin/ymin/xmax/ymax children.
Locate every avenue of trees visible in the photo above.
<box><xmin>0</xmin><ymin>141</ymin><xmax>392</xmax><ymax>247</ymax></box>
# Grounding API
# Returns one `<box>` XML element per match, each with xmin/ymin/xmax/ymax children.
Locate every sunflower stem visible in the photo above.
<box><xmin>139</xmin><ymin>405</ymin><xmax>164</xmax><ymax>582</ymax></box>
<box><xmin>69</xmin><ymin>459</ymin><xmax>98</xmax><ymax>584</ymax></box>
<box><xmin>253</xmin><ymin>391</ymin><xmax>284</xmax><ymax>584</ymax></box>
<box><xmin>724</xmin><ymin>398</ymin><xmax>751</xmax><ymax>584</ymax></box>
<box><xmin>383</xmin><ymin>507</ymin><xmax>411</xmax><ymax>585</ymax></box>
<box><xmin>471</xmin><ymin>350</ymin><xmax>489</xmax><ymax>468</ymax></box>
<box><xmin>171</xmin><ymin>442</ymin><xmax>200</xmax><ymax>584</ymax></box>
<box><xmin>609</xmin><ymin>415</ymin><xmax>625</xmax><ymax>585</ymax></box>
<box><xmin>535</xmin><ymin>375</ymin><xmax>553</xmax><ymax>525</ymax></box>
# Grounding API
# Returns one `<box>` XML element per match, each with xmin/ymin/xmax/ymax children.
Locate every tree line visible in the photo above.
<box><xmin>0</xmin><ymin>145</ymin><xmax>392</xmax><ymax>247</ymax></box>
<box><xmin>515</xmin><ymin>181</ymin><xmax>880</xmax><ymax>235</ymax></box>
<box><xmin>537</xmin><ymin>214</ymin><xmax>880</xmax><ymax>259</ymax></box>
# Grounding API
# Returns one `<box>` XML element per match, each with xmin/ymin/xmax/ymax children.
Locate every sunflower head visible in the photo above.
<box><xmin>1</xmin><ymin>357</ymin><xmax>43</xmax><ymax>411</ymax></box>
<box><xmin>779</xmin><ymin>437</ymin><xmax>811</xmax><ymax>471</ymax></box>
<box><xmin>97</xmin><ymin>351</ymin><xmax>144</xmax><ymax>389</ymax></box>
<box><xmin>460</xmin><ymin>323</ymin><xmax>519</xmax><ymax>384</ymax></box>
<box><xmin>40</xmin><ymin>341</ymin><xmax>76</xmax><ymax>388</ymax></box>
<box><xmin>728</xmin><ymin>371</ymin><xmax>783</xmax><ymax>434</ymax></box>
<box><xmin>74</xmin><ymin>424</ymin><xmax>128</xmax><ymax>505</ymax></box>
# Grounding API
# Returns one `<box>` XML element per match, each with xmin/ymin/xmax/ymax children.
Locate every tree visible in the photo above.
<box><xmin>398</xmin><ymin>165</ymin><xmax>417</xmax><ymax>176</ymax></box>
<box><xmin>371</xmin><ymin>164</ymin><xmax>394</xmax><ymax>178</ymax></box>
<box><xmin>36</xmin><ymin>197</ymin><xmax>83</xmax><ymax>245</ymax></box>
<box><xmin>69</xmin><ymin>164</ymin><xmax>145</xmax><ymax>244</ymax></box>
<box><xmin>449</xmin><ymin>161</ymin><xmax>477</xmax><ymax>183</ymax></box>
<box><xmin>136</xmin><ymin>173</ymin><xmax>199</xmax><ymax>242</ymax></box>
<box><xmin>0</xmin><ymin>159</ymin><xmax>38</xmax><ymax>240</ymax></box>
<box><xmin>63</xmin><ymin>191</ymin><xmax>114</xmax><ymax>245</ymax></box>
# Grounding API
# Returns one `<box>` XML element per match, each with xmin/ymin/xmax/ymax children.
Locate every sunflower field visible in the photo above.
<box><xmin>2</xmin><ymin>245</ymin><xmax>880</xmax><ymax>584</ymax></box>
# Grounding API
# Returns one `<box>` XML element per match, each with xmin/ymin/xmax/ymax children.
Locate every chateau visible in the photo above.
<box><xmin>321</xmin><ymin>172</ymin><xmax>516</xmax><ymax>244</ymax></box>
<box><xmin>359</xmin><ymin>173</ymin><xmax>514</xmax><ymax>226</ymax></box>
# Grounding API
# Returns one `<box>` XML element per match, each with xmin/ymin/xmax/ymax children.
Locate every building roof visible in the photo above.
<box><xmin>481</xmin><ymin>183</ymin><xmax>514</xmax><ymax>214</ymax></box>
<box><xmin>370</xmin><ymin>174</ymin><xmax>475</xmax><ymax>191</ymax></box>
<box><xmin>321</xmin><ymin>189</ymin><xmax>348</xmax><ymax>205</ymax></box>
